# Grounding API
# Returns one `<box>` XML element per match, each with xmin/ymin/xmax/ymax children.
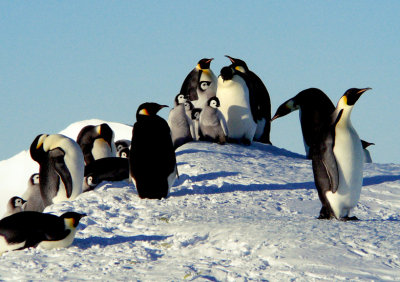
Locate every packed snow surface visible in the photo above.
<box><xmin>0</xmin><ymin>120</ymin><xmax>399</xmax><ymax>281</ymax></box>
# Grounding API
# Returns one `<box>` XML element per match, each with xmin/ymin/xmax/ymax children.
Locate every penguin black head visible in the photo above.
<box><xmin>197</xmin><ymin>58</ymin><xmax>214</xmax><ymax>70</ymax></box>
<box><xmin>97</xmin><ymin>123</ymin><xmax>114</xmax><ymax>145</ymax></box>
<box><xmin>30</xmin><ymin>173</ymin><xmax>40</xmax><ymax>185</ymax></box>
<box><xmin>136</xmin><ymin>102</ymin><xmax>168</xmax><ymax>118</ymax></box>
<box><xmin>199</xmin><ymin>81</ymin><xmax>212</xmax><ymax>92</ymax></box>
<box><xmin>207</xmin><ymin>96</ymin><xmax>220</xmax><ymax>108</ymax></box>
<box><xmin>220</xmin><ymin>66</ymin><xmax>234</xmax><ymax>81</ymax></box>
<box><xmin>60</xmin><ymin>212</ymin><xmax>86</xmax><ymax>228</ymax></box>
<box><xmin>174</xmin><ymin>94</ymin><xmax>186</xmax><ymax>106</ymax></box>
<box><xmin>77</xmin><ymin>123</ymin><xmax>114</xmax><ymax>149</ymax></box>
<box><xmin>342</xmin><ymin>88</ymin><xmax>372</xmax><ymax>106</ymax></box>
<box><xmin>271</xmin><ymin>99</ymin><xmax>299</xmax><ymax>121</ymax></box>
<box><xmin>184</xmin><ymin>101</ymin><xmax>194</xmax><ymax>112</ymax></box>
<box><xmin>30</xmin><ymin>134</ymin><xmax>49</xmax><ymax>163</ymax></box>
<box><xmin>191</xmin><ymin>108</ymin><xmax>202</xmax><ymax>120</ymax></box>
<box><xmin>9</xmin><ymin>196</ymin><xmax>26</xmax><ymax>209</ymax></box>
<box><xmin>225</xmin><ymin>55</ymin><xmax>249</xmax><ymax>73</ymax></box>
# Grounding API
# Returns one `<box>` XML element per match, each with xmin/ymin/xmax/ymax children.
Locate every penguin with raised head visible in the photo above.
<box><xmin>115</xmin><ymin>140</ymin><xmax>131</xmax><ymax>158</ymax></box>
<box><xmin>311</xmin><ymin>88</ymin><xmax>371</xmax><ymax>220</ymax></box>
<box><xmin>225</xmin><ymin>55</ymin><xmax>272</xmax><ymax>144</ymax></box>
<box><xmin>76</xmin><ymin>123</ymin><xmax>117</xmax><ymax>165</ymax></box>
<box><xmin>271</xmin><ymin>88</ymin><xmax>336</xmax><ymax>159</ymax></box>
<box><xmin>22</xmin><ymin>173</ymin><xmax>45</xmax><ymax>212</ymax></box>
<box><xmin>180</xmin><ymin>58</ymin><xmax>217</xmax><ymax>108</ymax></box>
<box><xmin>0</xmin><ymin>211</ymin><xmax>85</xmax><ymax>254</ymax></box>
<box><xmin>130</xmin><ymin>102</ymin><xmax>178</xmax><ymax>199</ymax></box>
<box><xmin>199</xmin><ymin>97</ymin><xmax>228</xmax><ymax>144</ymax></box>
<box><xmin>216</xmin><ymin>65</ymin><xmax>256</xmax><ymax>145</ymax></box>
<box><xmin>168</xmin><ymin>94</ymin><xmax>195</xmax><ymax>149</ymax></box>
<box><xmin>2</xmin><ymin>197</ymin><xmax>26</xmax><ymax>218</ymax></box>
<box><xmin>30</xmin><ymin>134</ymin><xmax>85</xmax><ymax>207</ymax></box>
<box><xmin>361</xmin><ymin>140</ymin><xmax>374</xmax><ymax>163</ymax></box>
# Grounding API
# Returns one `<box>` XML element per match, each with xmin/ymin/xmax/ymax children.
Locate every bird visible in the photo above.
<box><xmin>22</xmin><ymin>173</ymin><xmax>45</xmax><ymax>212</ymax></box>
<box><xmin>311</xmin><ymin>88</ymin><xmax>371</xmax><ymax>220</ymax></box>
<box><xmin>0</xmin><ymin>211</ymin><xmax>86</xmax><ymax>254</ymax></box>
<box><xmin>2</xmin><ymin>197</ymin><xmax>26</xmax><ymax>218</ymax></box>
<box><xmin>180</xmin><ymin>58</ymin><xmax>217</xmax><ymax>109</ymax></box>
<box><xmin>76</xmin><ymin>123</ymin><xmax>117</xmax><ymax>165</ymax></box>
<box><xmin>361</xmin><ymin>140</ymin><xmax>374</xmax><ymax>163</ymax></box>
<box><xmin>225</xmin><ymin>55</ymin><xmax>272</xmax><ymax>144</ymax></box>
<box><xmin>199</xmin><ymin>97</ymin><xmax>228</xmax><ymax>144</ymax></box>
<box><xmin>129</xmin><ymin>102</ymin><xmax>178</xmax><ymax>199</ymax></box>
<box><xmin>115</xmin><ymin>139</ymin><xmax>131</xmax><ymax>158</ymax></box>
<box><xmin>30</xmin><ymin>134</ymin><xmax>85</xmax><ymax>207</ymax></box>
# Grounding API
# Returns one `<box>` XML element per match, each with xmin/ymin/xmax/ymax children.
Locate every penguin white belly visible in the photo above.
<box><xmin>254</xmin><ymin>118</ymin><xmax>266</xmax><ymax>140</ymax></box>
<box><xmin>217</xmin><ymin>77</ymin><xmax>256</xmax><ymax>141</ymax></box>
<box><xmin>37</xmin><ymin>229</ymin><xmax>77</xmax><ymax>250</ymax></box>
<box><xmin>92</xmin><ymin>138</ymin><xmax>114</xmax><ymax>160</ymax></box>
<box><xmin>0</xmin><ymin>236</ymin><xmax>25</xmax><ymax>254</ymax></box>
<box><xmin>326</xmin><ymin>125</ymin><xmax>364</xmax><ymax>218</ymax></box>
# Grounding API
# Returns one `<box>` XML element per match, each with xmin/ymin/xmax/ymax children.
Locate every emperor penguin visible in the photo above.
<box><xmin>180</xmin><ymin>58</ymin><xmax>218</xmax><ymax>108</ymax></box>
<box><xmin>30</xmin><ymin>134</ymin><xmax>85</xmax><ymax>207</ymax></box>
<box><xmin>168</xmin><ymin>94</ymin><xmax>195</xmax><ymax>149</ymax></box>
<box><xmin>199</xmin><ymin>97</ymin><xmax>229</xmax><ymax>144</ymax></box>
<box><xmin>191</xmin><ymin>108</ymin><xmax>202</xmax><ymax>140</ymax></box>
<box><xmin>22</xmin><ymin>173</ymin><xmax>45</xmax><ymax>212</ymax></box>
<box><xmin>76</xmin><ymin>123</ymin><xmax>117</xmax><ymax>165</ymax></box>
<box><xmin>361</xmin><ymin>140</ymin><xmax>374</xmax><ymax>163</ymax></box>
<box><xmin>225</xmin><ymin>55</ymin><xmax>272</xmax><ymax>144</ymax></box>
<box><xmin>311</xmin><ymin>88</ymin><xmax>371</xmax><ymax>220</ymax></box>
<box><xmin>216</xmin><ymin>65</ymin><xmax>256</xmax><ymax>145</ymax></box>
<box><xmin>271</xmin><ymin>88</ymin><xmax>336</xmax><ymax>159</ymax></box>
<box><xmin>0</xmin><ymin>211</ymin><xmax>85</xmax><ymax>254</ymax></box>
<box><xmin>115</xmin><ymin>139</ymin><xmax>131</xmax><ymax>158</ymax></box>
<box><xmin>130</xmin><ymin>102</ymin><xmax>178</xmax><ymax>199</ymax></box>
<box><xmin>2</xmin><ymin>197</ymin><xmax>26</xmax><ymax>218</ymax></box>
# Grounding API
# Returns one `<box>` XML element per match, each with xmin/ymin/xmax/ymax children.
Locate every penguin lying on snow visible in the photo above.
<box><xmin>76</xmin><ymin>123</ymin><xmax>117</xmax><ymax>165</ymax></box>
<box><xmin>180</xmin><ymin>58</ymin><xmax>217</xmax><ymax>109</ymax></box>
<box><xmin>130</xmin><ymin>102</ymin><xmax>178</xmax><ymax>199</ymax></box>
<box><xmin>30</xmin><ymin>134</ymin><xmax>85</xmax><ymax>207</ymax></box>
<box><xmin>2</xmin><ymin>197</ymin><xmax>26</xmax><ymax>218</ymax></box>
<box><xmin>22</xmin><ymin>173</ymin><xmax>45</xmax><ymax>213</ymax></box>
<box><xmin>312</xmin><ymin>88</ymin><xmax>371</xmax><ymax>220</ymax></box>
<box><xmin>0</xmin><ymin>211</ymin><xmax>85</xmax><ymax>254</ymax></box>
<box><xmin>199</xmin><ymin>97</ymin><xmax>228</xmax><ymax>144</ymax></box>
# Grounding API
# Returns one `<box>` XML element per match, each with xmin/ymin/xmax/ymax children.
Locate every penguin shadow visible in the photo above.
<box><xmin>174</xmin><ymin>171</ymin><xmax>240</xmax><ymax>186</ymax></box>
<box><xmin>176</xmin><ymin>146</ymin><xmax>244</xmax><ymax>159</ymax></box>
<box><xmin>171</xmin><ymin>180</ymin><xmax>316</xmax><ymax>197</ymax></box>
<box><xmin>363</xmin><ymin>175</ymin><xmax>400</xmax><ymax>186</ymax></box>
<box><xmin>74</xmin><ymin>234</ymin><xmax>172</xmax><ymax>250</ymax></box>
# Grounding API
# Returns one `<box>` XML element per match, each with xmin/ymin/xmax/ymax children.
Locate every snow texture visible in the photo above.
<box><xmin>0</xmin><ymin>120</ymin><xmax>399</xmax><ymax>281</ymax></box>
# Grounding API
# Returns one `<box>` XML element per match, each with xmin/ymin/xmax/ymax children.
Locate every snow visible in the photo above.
<box><xmin>0</xmin><ymin>120</ymin><xmax>399</xmax><ymax>280</ymax></box>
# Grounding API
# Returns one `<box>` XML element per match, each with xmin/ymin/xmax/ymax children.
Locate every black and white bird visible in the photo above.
<box><xmin>22</xmin><ymin>173</ymin><xmax>45</xmax><ymax>212</ymax></box>
<box><xmin>199</xmin><ymin>97</ymin><xmax>228</xmax><ymax>144</ymax></box>
<box><xmin>2</xmin><ymin>197</ymin><xmax>26</xmax><ymax>218</ymax></box>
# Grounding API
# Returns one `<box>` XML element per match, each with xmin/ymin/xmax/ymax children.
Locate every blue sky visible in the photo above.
<box><xmin>1</xmin><ymin>1</ymin><xmax>399</xmax><ymax>163</ymax></box>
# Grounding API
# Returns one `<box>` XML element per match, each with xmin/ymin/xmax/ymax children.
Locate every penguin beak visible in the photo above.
<box><xmin>159</xmin><ymin>105</ymin><xmax>169</xmax><ymax>110</ymax></box>
<box><xmin>225</xmin><ymin>55</ymin><xmax>235</xmax><ymax>63</ymax></box>
<box><xmin>206</xmin><ymin>58</ymin><xmax>214</xmax><ymax>64</ymax></box>
<box><xmin>271</xmin><ymin>114</ymin><xmax>280</xmax><ymax>122</ymax></box>
<box><xmin>357</xmin><ymin>87</ymin><xmax>372</xmax><ymax>95</ymax></box>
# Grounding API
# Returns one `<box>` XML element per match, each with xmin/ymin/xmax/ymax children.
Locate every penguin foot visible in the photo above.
<box><xmin>340</xmin><ymin>216</ymin><xmax>359</xmax><ymax>221</ymax></box>
<box><xmin>241</xmin><ymin>138</ymin><xmax>252</xmax><ymax>146</ymax></box>
<box><xmin>318</xmin><ymin>206</ymin><xmax>334</xmax><ymax>220</ymax></box>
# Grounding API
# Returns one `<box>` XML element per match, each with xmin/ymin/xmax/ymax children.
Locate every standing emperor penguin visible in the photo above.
<box><xmin>199</xmin><ymin>97</ymin><xmax>229</xmax><ymax>144</ymax></box>
<box><xmin>22</xmin><ymin>173</ymin><xmax>45</xmax><ymax>212</ymax></box>
<box><xmin>311</xmin><ymin>88</ymin><xmax>371</xmax><ymax>220</ymax></box>
<box><xmin>225</xmin><ymin>55</ymin><xmax>272</xmax><ymax>144</ymax></box>
<box><xmin>216</xmin><ymin>65</ymin><xmax>256</xmax><ymax>145</ymax></box>
<box><xmin>130</xmin><ymin>102</ymin><xmax>178</xmax><ymax>199</ymax></box>
<box><xmin>271</xmin><ymin>88</ymin><xmax>336</xmax><ymax>159</ymax></box>
<box><xmin>76</xmin><ymin>123</ymin><xmax>117</xmax><ymax>165</ymax></box>
<box><xmin>180</xmin><ymin>58</ymin><xmax>218</xmax><ymax>109</ymax></box>
<box><xmin>0</xmin><ymin>211</ymin><xmax>85</xmax><ymax>254</ymax></box>
<box><xmin>168</xmin><ymin>94</ymin><xmax>195</xmax><ymax>149</ymax></box>
<box><xmin>30</xmin><ymin>134</ymin><xmax>85</xmax><ymax>207</ymax></box>
<box><xmin>2</xmin><ymin>197</ymin><xmax>26</xmax><ymax>218</ymax></box>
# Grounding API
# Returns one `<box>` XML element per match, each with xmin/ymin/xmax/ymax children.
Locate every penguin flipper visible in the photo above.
<box><xmin>50</xmin><ymin>148</ymin><xmax>73</xmax><ymax>198</ymax></box>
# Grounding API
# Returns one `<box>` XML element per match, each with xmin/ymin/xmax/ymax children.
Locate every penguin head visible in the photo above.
<box><xmin>60</xmin><ymin>212</ymin><xmax>86</xmax><ymax>228</ymax></box>
<box><xmin>199</xmin><ymin>81</ymin><xmax>212</xmax><ymax>92</ymax></box>
<box><xmin>30</xmin><ymin>134</ymin><xmax>49</xmax><ymax>163</ymax></box>
<box><xmin>225</xmin><ymin>55</ymin><xmax>249</xmax><ymax>73</ymax></box>
<box><xmin>115</xmin><ymin>140</ymin><xmax>130</xmax><ymax>153</ymax></box>
<box><xmin>136</xmin><ymin>103</ymin><xmax>168</xmax><ymax>118</ymax></box>
<box><xmin>97</xmin><ymin>123</ymin><xmax>114</xmax><ymax>146</ymax></box>
<box><xmin>8</xmin><ymin>196</ymin><xmax>26</xmax><ymax>209</ymax></box>
<box><xmin>220</xmin><ymin>66</ymin><xmax>234</xmax><ymax>81</ymax></box>
<box><xmin>340</xmin><ymin>88</ymin><xmax>371</xmax><ymax>107</ymax></box>
<box><xmin>271</xmin><ymin>99</ymin><xmax>299</xmax><ymax>121</ymax></box>
<box><xmin>174</xmin><ymin>94</ymin><xmax>186</xmax><ymax>106</ymax></box>
<box><xmin>207</xmin><ymin>97</ymin><xmax>220</xmax><ymax>108</ymax></box>
<box><xmin>83</xmin><ymin>174</ymin><xmax>99</xmax><ymax>192</ymax></box>
<box><xmin>184</xmin><ymin>101</ymin><xmax>194</xmax><ymax>112</ymax></box>
<box><xmin>197</xmin><ymin>58</ymin><xmax>214</xmax><ymax>70</ymax></box>
<box><xmin>29</xmin><ymin>173</ymin><xmax>40</xmax><ymax>186</ymax></box>
<box><xmin>191</xmin><ymin>108</ymin><xmax>202</xmax><ymax>120</ymax></box>
<box><xmin>118</xmin><ymin>147</ymin><xmax>130</xmax><ymax>158</ymax></box>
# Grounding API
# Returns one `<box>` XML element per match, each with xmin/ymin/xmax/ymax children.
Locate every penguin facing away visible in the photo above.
<box><xmin>199</xmin><ymin>97</ymin><xmax>229</xmax><ymax>144</ymax></box>
<box><xmin>168</xmin><ymin>94</ymin><xmax>195</xmax><ymax>149</ymax></box>
<box><xmin>30</xmin><ymin>134</ymin><xmax>85</xmax><ymax>207</ymax></box>
<box><xmin>271</xmin><ymin>88</ymin><xmax>336</xmax><ymax>159</ymax></box>
<box><xmin>0</xmin><ymin>211</ymin><xmax>85</xmax><ymax>254</ymax></box>
<box><xmin>130</xmin><ymin>102</ymin><xmax>178</xmax><ymax>199</ymax></box>
<box><xmin>76</xmin><ymin>123</ymin><xmax>117</xmax><ymax>165</ymax></box>
<box><xmin>216</xmin><ymin>65</ymin><xmax>256</xmax><ymax>145</ymax></box>
<box><xmin>180</xmin><ymin>58</ymin><xmax>217</xmax><ymax>108</ymax></box>
<box><xmin>311</xmin><ymin>88</ymin><xmax>371</xmax><ymax>220</ymax></box>
<box><xmin>225</xmin><ymin>55</ymin><xmax>272</xmax><ymax>144</ymax></box>
<box><xmin>22</xmin><ymin>173</ymin><xmax>45</xmax><ymax>213</ymax></box>
<box><xmin>2</xmin><ymin>197</ymin><xmax>26</xmax><ymax>218</ymax></box>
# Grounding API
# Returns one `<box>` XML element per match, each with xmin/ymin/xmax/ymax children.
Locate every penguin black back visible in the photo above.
<box><xmin>130</xmin><ymin>103</ymin><xmax>177</xmax><ymax>199</ymax></box>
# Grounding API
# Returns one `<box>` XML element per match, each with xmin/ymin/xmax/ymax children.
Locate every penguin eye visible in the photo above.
<box><xmin>199</xmin><ymin>81</ymin><xmax>211</xmax><ymax>91</ymax></box>
<box><xmin>121</xmin><ymin>152</ymin><xmax>127</xmax><ymax>158</ymax></box>
<box><xmin>87</xmin><ymin>176</ymin><xmax>94</xmax><ymax>186</ymax></box>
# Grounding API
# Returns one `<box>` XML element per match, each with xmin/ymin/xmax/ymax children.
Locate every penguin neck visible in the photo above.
<box><xmin>335</xmin><ymin>107</ymin><xmax>354</xmax><ymax>129</ymax></box>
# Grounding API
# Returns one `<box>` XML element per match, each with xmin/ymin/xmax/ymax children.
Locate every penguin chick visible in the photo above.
<box><xmin>115</xmin><ymin>139</ymin><xmax>131</xmax><ymax>158</ymax></box>
<box><xmin>0</xmin><ymin>211</ymin><xmax>86</xmax><ymax>254</ymax></box>
<box><xmin>22</xmin><ymin>173</ymin><xmax>45</xmax><ymax>213</ymax></box>
<box><xmin>191</xmin><ymin>108</ymin><xmax>202</xmax><ymax>140</ymax></box>
<box><xmin>2</xmin><ymin>197</ymin><xmax>26</xmax><ymax>218</ymax></box>
<box><xmin>199</xmin><ymin>97</ymin><xmax>228</xmax><ymax>144</ymax></box>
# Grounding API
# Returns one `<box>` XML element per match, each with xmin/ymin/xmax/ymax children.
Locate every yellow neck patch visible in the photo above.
<box><xmin>139</xmin><ymin>108</ymin><xmax>150</xmax><ymax>116</ymax></box>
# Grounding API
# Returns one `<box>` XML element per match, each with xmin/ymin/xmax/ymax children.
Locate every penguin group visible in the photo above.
<box><xmin>1</xmin><ymin>55</ymin><xmax>375</xmax><ymax>255</ymax></box>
